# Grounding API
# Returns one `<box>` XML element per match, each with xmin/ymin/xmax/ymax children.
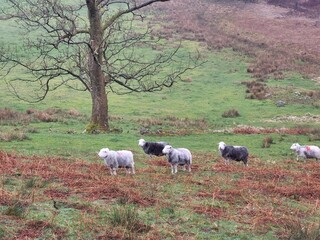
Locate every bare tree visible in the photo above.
<box><xmin>0</xmin><ymin>0</ymin><xmax>199</xmax><ymax>132</ymax></box>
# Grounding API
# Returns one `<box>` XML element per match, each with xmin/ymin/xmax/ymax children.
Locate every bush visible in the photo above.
<box><xmin>222</xmin><ymin>109</ymin><xmax>240</xmax><ymax>118</ymax></box>
<box><xmin>109</xmin><ymin>206</ymin><xmax>139</xmax><ymax>229</ymax></box>
<box><xmin>0</xmin><ymin>108</ymin><xmax>30</xmax><ymax>125</ymax></box>
<box><xmin>4</xmin><ymin>201</ymin><xmax>26</xmax><ymax>217</ymax></box>
<box><xmin>262</xmin><ymin>136</ymin><xmax>273</xmax><ymax>148</ymax></box>
<box><xmin>308</xmin><ymin>128</ymin><xmax>320</xmax><ymax>141</ymax></box>
<box><xmin>242</xmin><ymin>81</ymin><xmax>269</xmax><ymax>100</ymax></box>
<box><xmin>108</xmin><ymin>206</ymin><xmax>150</xmax><ymax>233</ymax></box>
<box><xmin>0</xmin><ymin>131</ymin><xmax>30</xmax><ymax>142</ymax></box>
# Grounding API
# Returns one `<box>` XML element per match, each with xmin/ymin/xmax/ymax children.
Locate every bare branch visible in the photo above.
<box><xmin>102</xmin><ymin>0</ymin><xmax>169</xmax><ymax>31</ymax></box>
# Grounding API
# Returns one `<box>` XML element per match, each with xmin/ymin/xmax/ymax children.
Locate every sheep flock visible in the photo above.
<box><xmin>98</xmin><ymin>139</ymin><xmax>320</xmax><ymax>175</ymax></box>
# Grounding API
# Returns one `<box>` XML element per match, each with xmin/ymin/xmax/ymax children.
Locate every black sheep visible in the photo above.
<box><xmin>218</xmin><ymin>142</ymin><xmax>249</xmax><ymax>166</ymax></box>
<box><xmin>138</xmin><ymin>139</ymin><xmax>168</xmax><ymax>157</ymax></box>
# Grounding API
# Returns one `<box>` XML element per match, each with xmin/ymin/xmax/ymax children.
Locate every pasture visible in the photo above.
<box><xmin>1</xmin><ymin>1</ymin><xmax>320</xmax><ymax>239</ymax></box>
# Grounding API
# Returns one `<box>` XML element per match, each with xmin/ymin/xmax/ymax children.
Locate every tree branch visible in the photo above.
<box><xmin>102</xmin><ymin>0</ymin><xmax>169</xmax><ymax>31</ymax></box>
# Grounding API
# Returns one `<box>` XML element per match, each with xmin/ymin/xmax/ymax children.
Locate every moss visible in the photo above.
<box><xmin>85</xmin><ymin>122</ymin><xmax>101</xmax><ymax>134</ymax></box>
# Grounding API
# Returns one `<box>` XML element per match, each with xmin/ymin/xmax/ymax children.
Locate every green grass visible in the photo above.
<box><xmin>0</xmin><ymin>45</ymin><xmax>319</xmax><ymax>161</ymax></box>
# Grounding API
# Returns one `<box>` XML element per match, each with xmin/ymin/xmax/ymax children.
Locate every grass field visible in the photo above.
<box><xmin>1</xmin><ymin>1</ymin><xmax>320</xmax><ymax>239</ymax></box>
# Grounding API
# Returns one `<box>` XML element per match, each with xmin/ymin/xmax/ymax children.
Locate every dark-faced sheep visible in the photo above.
<box><xmin>218</xmin><ymin>142</ymin><xmax>249</xmax><ymax>166</ymax></box>
<box><xmin>290</xmin><ymin>143</ymin><xmax>320</xmax><ymax>161</ymax></box>
<box><xmin>162</xmin><ymin>145</ymin><xmax>192</xmax><ymax>174</ymax></box>
<box><xmin>138</xmin><ymin>139</ymin><xmax>168</xmax><ymax>157</ymax></box>
<box><xmin>98</xmin><ymin>148</ymin><xmax>135</xmax><ymax>175</ymax></box>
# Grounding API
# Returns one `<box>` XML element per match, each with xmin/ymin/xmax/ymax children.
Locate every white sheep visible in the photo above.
<box><xmin>98</xmin><ymin>148</ymin><xmax>135</xmax><ymax>175</ymax></box>
<box><xmin>218</xmin><ymin>142</ymin><xmax>249</xmax><ymax>166</ymax></box>
<box><xmin>290</xmin><ymin>143</ymin><xmax>320</xmax><ymax>161</ymax></box>
<box><xmin>162</xmin><ymin>145</ymin><xmax>192</xmax><ymax>174</ymax></box>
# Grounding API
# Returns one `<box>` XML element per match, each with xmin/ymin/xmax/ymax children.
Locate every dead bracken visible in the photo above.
<box><xmin>1</xmin><ymin>150</ymin><xmax>320</xmax><ymax>238</ymax></box>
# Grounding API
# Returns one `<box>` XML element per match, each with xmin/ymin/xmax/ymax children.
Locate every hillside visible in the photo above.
<box><xmin>269</xmin><ymin>0</ymin><xmax>320</xmax><ymax>17</ymax></box>
<box><xmin>152</xmin><ymin>0</ymin><xmax>320</xmax><ymax>89</ymax></box>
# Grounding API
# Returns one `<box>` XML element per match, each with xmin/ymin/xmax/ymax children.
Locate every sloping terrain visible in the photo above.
<box><xmin>152</xmin><ymin>0</ymin><xmax>320</xmax><ymax>81</ymax></box>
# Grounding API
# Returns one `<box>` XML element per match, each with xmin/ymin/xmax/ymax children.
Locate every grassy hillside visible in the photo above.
<box><xmin>1</xmin><ymin>1</ymin><xmax>320</xmax><ymax>239</ymax></box>
<box><xmin>0</xmin><ymin>45</ymin><xmax>318</xmax><ymax>159</ymax></box>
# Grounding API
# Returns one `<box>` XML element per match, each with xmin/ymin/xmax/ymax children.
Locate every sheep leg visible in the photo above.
<box><xmin>224</xmin><ymin>158</ymin><xmax>230</xmax><ymax>165</ymax></box>
<box><xmin>174</xmin><ymin>164</ymin><xmax>178</xmax><ymax>174</ymax></box>
<box><xmin>112</xmin><ymin>169</ymin><xmax>117</xmax><ymax>176</ymax></box>
<box><xmin>171</xmin><ymin>164</ymin><xmax>178</xmax><ymax>174</ymax></box>
<box><xmin>243</xmin><ymin>159</ymin><xmax>248</xmax><ymax>167</ymax></box>
<box><xmin>187</xmin><ymin>164</ymin><xmax>191</xmax><ymax>172</ymax></box>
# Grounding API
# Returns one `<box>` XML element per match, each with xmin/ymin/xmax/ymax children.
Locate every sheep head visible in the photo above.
<box><xmin>290</xmin><ymin>143</ymin><xmax>300</xmax><ymax>150</ymax></box>
<box><xmin>98</xmin><ymin>148</ymin><xmax>110</xmax><ymax>158</ymax></box>
<box><xmin>138</xmin><ymin>139</ymin><xmax>146</xmax><ymax>147</ymax></box>
<box><xmin>162</xmin><ymin>145</ymin><xmax>173</xmax><ymax>154</ymax></box>
<box><xmin>218</xmin><ymin>142</ymin><xmax>226</xmax><ymax>150</ymax></box>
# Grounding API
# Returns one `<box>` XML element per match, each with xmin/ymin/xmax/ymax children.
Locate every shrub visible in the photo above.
<box><xmin>0</xmin><ymin>108</ymin><xmax>30</xmax><ymax>125</ymax></box>
<box><xmin>4</xmin><ymin>200</ymin><xmax>26</xmax><ymax>217</ymax></box>
<box><xmin>307</xmin><ymin>90</ymin><xmax>320</xmax><ymax>99</ymax></box>
<box><xmin>0</xmin><ymin>131</ymin><xmax>30</xmax><ymax>142</ymax></box>
<box><xmin>183</xmin><ymin>77</ymin><xmax>193</xmax><ymax>82</ymax></box>
<box><xmin>33</xmin><ymin>112</ymin><xmax>58</xmax><ymax>122</ymax></box>
<box><xmin>242</xmin><ymin>80</ymin><xmax>269</xmax><ymax>100</ymax></box>
<box><xmin>262</xmin><ymin>136</ymin><xmax>273</xmax><ymax>148</ymax></box>
<box><xmin>222</xmin><ymin>109</ymin><xmax>240</xmax><ymax>118</ymax></box>
<box><xmin>28</xmin><ymin>108</ymin><xmax>88</xmax><ymax>123</ymax></box>
<box><xmin>108</xmin><ymin>206</ymin><xmax>150</xmax><ymax>233</ymax></box>
<box><xmin>109</xmin><ymin>206</ymin><xmax>139</xmax><ymax>229</ymax></box>
<box><xmin>24</xmin><ymin>177</ymin><xmax>38</xmax><ymax>189</ymax></box>
<box><xmin>308</xmin><ymin>128</ymin><xmax>320</xmax><ymax>141</ymax></box>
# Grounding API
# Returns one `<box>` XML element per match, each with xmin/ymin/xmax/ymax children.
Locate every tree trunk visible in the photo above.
<box><xmin>90</xmin><ymin>81</ymin><xmax>108</xmax><ymax>131</ymax></box>
<box><xmin>87</xmin><ymin>0</ymin><xmax>109</xmax><ymax>131</ymax></box>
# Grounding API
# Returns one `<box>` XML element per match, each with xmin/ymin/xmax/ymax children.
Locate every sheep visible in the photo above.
<box><xmin>98</xmin><ymin>148</ymin><xmax>135</xmax><ymax>175</ymax></box>
<box><xmin>162</xmin><ymin>145</ymin><xmax>192</xmax><ymax>174</ymax></box>
<box><xmin>138</xmin><ymin>139</ymin><xmax>168</xmax><ymax>157</ymax></box>
<box><xmin>290</xmin><ymin>143</ymin><xmax>320</xmax><ymax>161</ymax></box>
<box><xmin>218</xmin><ymin>142</ymin><xmax>249</xmax><ymax>166</ymax></box>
